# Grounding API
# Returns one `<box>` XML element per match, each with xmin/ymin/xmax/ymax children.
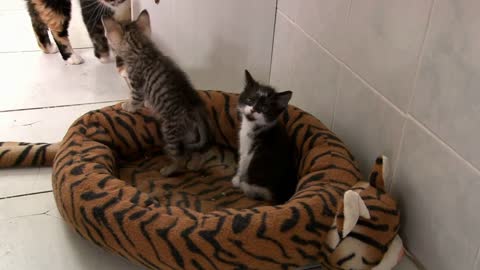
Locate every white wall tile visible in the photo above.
<box><xmin>392</xmin><ymin>118</ymin><xmax>480</xmax><ymax>269</ymax></box>
<box><xmin>411</xmin><ymin>0</ymin><xmax>480</xmax><ymax>170</ymax></box>
<box><xmin>270</xmin><ymin>13</ymin><xmax>340</xmax><ymax>127</ymax></box>
<box><xmin>294</xmin><ymin>0</ymin><xmax>350</xmax><ymax>56</ymax></box>
<box><xmin>277</xmin><ymin>0</ymin><xmax>299</xmax><ymax>21</ymax></box>
<box><xmin>133</xmin><ymin>0</ymin><xmax>276</xmax><ymax>91</ymax></box>
<box><xmin>333</xmin><ymin>68</ymin><xmax>406</xmax><ymax>182</ymax></box>
<box><xmin>269</xmin><ymin>12</ymin><xmax>295</xmax><ymax>91</ymax></box>
<box><xmin>342</xmin><ymin>0</ymin><xmax>432</xmax><ymax>110</ymax></box>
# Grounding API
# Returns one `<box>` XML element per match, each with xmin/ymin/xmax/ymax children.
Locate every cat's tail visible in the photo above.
<box><xmin>187</xmin><ymin>107</ymin><xmax>213</xmax><ymax>153</ymax></box>
<box><xmin>0</xmin><ymin>142</ymin><xmax>60</xmax><ymax>168</ymax></box>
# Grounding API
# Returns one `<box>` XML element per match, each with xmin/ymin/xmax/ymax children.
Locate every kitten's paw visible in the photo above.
<box><xmin>119</xmin><ymin>68</ymin><xmax>128</xmax><ymax>78</ymax></box>
<box><xmin>160</xmin><ymin>164</ymin><xmax>179</xmax><ymax>177</ymax></box>
<box><xmin>240</xmin><ymin>182</ymin><xmax>272</xmax><ymax>201</ymax></box>
<box><xmin>231</xmin><ymin>175</ymin><xmax>241</xmax><ymax>188</ymax></box>
<box><xmin>66</xmin><ymin>54</ymin><xmax>84</xmax><ymax>65</ymax></box>
<box><xmin>43</xmin><ymin>44</ymin><xmax>58</xmax><ymax>54</ymax></box>
<box><xmin>122</xmin><ymin>102</ymin><xmax>138</xmax><ymax>113</ymax></box>
<box><xmin>100</xmin><ymin>55</ymin><xmax>113</xmax><ymax>64</ymax></box>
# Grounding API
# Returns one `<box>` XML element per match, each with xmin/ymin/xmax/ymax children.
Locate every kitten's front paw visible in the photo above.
<box><xmin>240</xmin><ymin>182</ymin><xmax>272</xmax><ymax>201</ymax></box>
<box><xmin>43</xmin><ymin>44</ymin><xmax>58</xmax><ymax>54</ymax></box>
<box><xmin>160</xmin><ymin>163</ymin><xmax>179</xmax><ymax>177</ymax></box>
<box><xmin>231</xmin><ymin>175</ymin><xmax>241</xmax><ymax>188</ymax></box>
<box><xmin>100</xmin><ymin>55</ymin><xmax>113</xmax><ymax>64</ymax></box>
<box><xmin>122</xmin><ymin>101</ymin><xmax>138</xmax><ymax>113</ymax></box>
<box><xmin>66</xmin><ymin>54</ymin><xmax>84</xmax><ymax>65</ymax></box>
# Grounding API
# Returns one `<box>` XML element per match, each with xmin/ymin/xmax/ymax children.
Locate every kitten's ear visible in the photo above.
<box><xmin>244</xmin><ymin>69</ymin><xmax>257</xmax><ymax>87</ymax></box>
<box><xmin>276</xmin><ymin>91</ymin><xmax>292</xmax><ymax>108</ymax></box>
<box><xmin>136</xmin><ymin>10</ymin><xmax>151</xmax><ymax>38</ymax></box>
<box><xmin>102</xmin><ymin>16</ymin><xmax>123</xmax><ymax>47</ymax></box>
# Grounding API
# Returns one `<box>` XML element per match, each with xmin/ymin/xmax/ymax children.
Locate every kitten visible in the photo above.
<box><xmin>25</xmin><ymin>0</ymin><xmax>84</xmax><ymax>64</ymax></box>
<box><xmin>102</xmin><ymin>10</ymin><xmax>211</xmax><ymax>176</ymax></box>
<box><xmin>232</xmin><ymin>70</ymin><xmax>297</xmax><ymax>204</ymax></box>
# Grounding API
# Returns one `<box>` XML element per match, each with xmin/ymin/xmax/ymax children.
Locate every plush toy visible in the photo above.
<box><xmin>0</xmin><ymin>91</ymin><xmax>403</xmax><ymax>270</ymax></box>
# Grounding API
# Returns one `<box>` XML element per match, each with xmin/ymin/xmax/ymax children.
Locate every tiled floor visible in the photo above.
<box><xmin>0</xmin><ymin>1</ymin><xmax>417</xmax><ymax>269</ymax></box>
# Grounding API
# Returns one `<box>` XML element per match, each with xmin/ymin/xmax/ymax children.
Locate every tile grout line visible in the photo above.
<box><xmin>0</xmin><ymin>100</ymin><xmax>124</xmax><ymax>113</ymax></box>
<box><xmin>0</xmin><ymin>46</ymin><xmax>94</xmax><ymax>54</ymax></box>
<box><xmin>0</xmin><ymin>190</ymin><xmax>53</xmax><ymax>201</ymax></box>
<box><xmin>405</xmin><ymin>0</ymin><xmax>436</xmax><ymax>114</ymax></box>
<box><xmin>474</xmin><ymin>247</ymin><xmax>480</xmax><ymax>270</ymax></box>
<box><xmin>391</xmin><ymin>0</ymin><xmax>436</xmax><ymax>192</ymax></box>
<box><xmin>330</xmin><ymin>0</ymin><xmax>352</xmax><ymax>131</ymax></box>
<box><xmin>407</xmin><ymin>114</ymin><xmax>480</xmax><ymax>176</ymax></box>
<box><xmin>329</xmin><ymin>66</ymin><xmax>342</xmax><ymax>131</ymax></box>
<box><xmin>268</xmin><ymin>0</ymin><xmax>279</xmax><ymax>84</ymax></box>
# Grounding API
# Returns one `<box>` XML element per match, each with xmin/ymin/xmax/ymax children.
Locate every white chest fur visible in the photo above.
<box><xmin>237</xmin><ymin>115</ymin><xmax>255</xmax><ymax>177</ymax></box>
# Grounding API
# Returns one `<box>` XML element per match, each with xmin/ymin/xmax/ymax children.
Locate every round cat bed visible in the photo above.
<box><xmin>51</xmin><ymin>90</ymin><xmax>401</xmax><ymax>270</ymax></box>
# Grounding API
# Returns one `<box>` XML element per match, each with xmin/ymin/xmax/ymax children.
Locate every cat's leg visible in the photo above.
<box><xmin>78</xmin><ymin>0</ymin><xmax>111</xmax><ymax>62</ymax></box>
<box><xmin>160</xmin><ymin>121</ymin><xmax>188</xmax><ymax>176</ymax></box>
<box><xmin>122</xmin><ymin>89</ymin><xmax>144</xmax><ymax>113</ymax></box>
<box><xmin>26</xmin><ymin>2</ymin><xmax>57</xmax><ymax>54</ymax></box>
<box><xmin>45</xmin><ymin>2</ymin><xmax>84</xmax><ymax>65</ymax></box>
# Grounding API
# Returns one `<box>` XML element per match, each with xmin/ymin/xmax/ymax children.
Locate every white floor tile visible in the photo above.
<box><xmin>0</xmin><ymin>102</ymin><xmax>117</xmax><ymax>198</ymax></box>
<box><xmin>0</xmin><ymin>49</ymin><xmax>128</xmax><ymax>111</ymax></box>
<box><xmin>0</xmin><ymin>0</ymin><xmax>92</xmax><ymax>52</ymax></box>
<box><xmin>0</xmin><ymin>168</ymin><xmax>52</xmax><ymax>199</ymax></box>
<box><xmin>0</xmin><ymin>102</ymin><xmax>117</xmax><ymax>142</ymax></box>
<box><xmin>0</xmin><ymin>193</ymin><xmax>143</xmax><ymax>270</ymax></box>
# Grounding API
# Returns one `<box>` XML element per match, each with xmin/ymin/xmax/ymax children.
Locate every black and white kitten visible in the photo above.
<box><xmin>232</xmin><ymin>70</ymin><xmax>297</xmax><ymax>204</ymax></box>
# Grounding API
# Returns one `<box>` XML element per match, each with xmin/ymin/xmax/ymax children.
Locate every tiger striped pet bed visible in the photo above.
<box><xmin>0</xmin><ymin>91</ymin><xmax>403</xmax><ymax>270</ymax></box>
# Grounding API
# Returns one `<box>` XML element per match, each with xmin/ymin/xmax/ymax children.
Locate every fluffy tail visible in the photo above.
<box><xmin>0</xmin><ymin>142</ymin><xmax>60</xmax><ymax>168</ymax></box>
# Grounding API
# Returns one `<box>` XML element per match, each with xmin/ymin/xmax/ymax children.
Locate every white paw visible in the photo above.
<box><xmin>160</xmin><ymin>164</ymin><xmax>178</xmax><ymax>177</ymax></box>
<box><xmin>45</xmin><ymin>44</ymin><xmax>58</xmax><ymax>54</ymax></box>
<box><xmin>240</xmin><ymin>182</ymin><xmax>272</xmax><ymax>201</ymax></box>
<box><xmin>66</xmin><ymin>54</ymin><xmax>84</xmax><ymax>65</ymax></box>
<box><xmin>231</xmin><ymin>175</ymin><xmax>241</xmax><ymax>188</ymax></box>
<box><xmin>121</xmin><ymin>101</ymin><xmax>138</xmax><ymax>113</ymax></box>
<box><xmin>99</xmin><ymin>55</ymin><xmax>113</xmax><ymax>64</ymax></box>
<box><xmin>119</xmin><ymin>69</ymin><xmax>128</xmax><ymax>78</ymax></box>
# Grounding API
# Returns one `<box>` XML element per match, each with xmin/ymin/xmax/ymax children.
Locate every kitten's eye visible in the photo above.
<box><xmin>247</xmin><ymin>97</ymin><xmax>254</xmax><ymax>103</ymax></box>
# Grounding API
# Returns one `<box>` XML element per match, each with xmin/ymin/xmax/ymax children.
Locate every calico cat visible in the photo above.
<box><xmin>26</xmin><ymin>0</ymin><xmax>84</xmax><ymax>64</ymax></box>
<box><xmin>232</xmin><ymin>70</ymin><xmax>297</xmax><ymax>204</ymax></box>
<box><xmin>26</xmin><ymin>0</ymin><xmax>158</xmax><ymax>64</ymax></box>
<box><xmin>102</xmin><ymin>10</ymin><xmax>211</xmax><ymax>176</ymax></box>
<box><xmin>78</xmin><ymin>0</ymin><xmax>132</xmax><ymax>63</ymax></box>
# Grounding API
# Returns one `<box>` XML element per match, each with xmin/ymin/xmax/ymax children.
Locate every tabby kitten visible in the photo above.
<box><xmin>102</xmin><ymin>10</ymin><xmax>211</xmax><ymax>176</ymax></box>
<box><xmin>26</xmin><ymin>0</ymin><xmax>84</xmax><ymax>64</ymax></box>
<box><xmin>232</xmin><ymin>70</ymin><xmax>297</xmax><ymax>204</ymax></box>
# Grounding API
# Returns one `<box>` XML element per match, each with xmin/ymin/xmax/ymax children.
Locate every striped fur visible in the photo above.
<box><xmin>0</xmin><ymin>91</ymin><xmax>401</xmax><ymax>269</ymax></box>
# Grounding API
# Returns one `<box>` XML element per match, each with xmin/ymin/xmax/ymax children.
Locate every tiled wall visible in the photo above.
<box><xmin>270</xmin><ymin>1</ymin><xmax>480</xmax><ymax>269</ymax></box>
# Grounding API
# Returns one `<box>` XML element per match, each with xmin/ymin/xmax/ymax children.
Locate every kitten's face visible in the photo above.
<box><xmin>102</xmin><ymin>9</ymin><xmax>151</xmax><ymax>56</ymax></box>
<box><xmin>238</xmin><ymin>70</ymin><xmax>292</xmax><ymax>125</ymax></box>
